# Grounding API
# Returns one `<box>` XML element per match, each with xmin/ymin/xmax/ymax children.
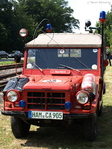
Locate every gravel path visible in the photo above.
<box><xmin>0</xmin><ymin>67</ymin><xmax>22</xmax><ymax>75</ymax></box>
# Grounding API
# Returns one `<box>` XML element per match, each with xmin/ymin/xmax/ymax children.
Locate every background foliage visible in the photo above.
<box><xmin>95</xmin><ymin>6</ymin><xmax>112</xmax><ymax>52</ymax></box>
<box><xmin>0</xmin><ymin>0</ymin><xmax>79</xmax><ymax>53</ymax></box>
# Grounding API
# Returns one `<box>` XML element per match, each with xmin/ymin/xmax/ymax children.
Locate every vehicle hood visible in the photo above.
<box><xmin>23</xmin><ymin>75</ymin><xmax>83</xmax><ymax>90</ymax></box>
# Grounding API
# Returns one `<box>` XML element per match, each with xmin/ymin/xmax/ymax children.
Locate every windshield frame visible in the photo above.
<box><xmin>26</xmin><ymin>47</ymin><xmax>99</xmax><ymax>71</ymax></box>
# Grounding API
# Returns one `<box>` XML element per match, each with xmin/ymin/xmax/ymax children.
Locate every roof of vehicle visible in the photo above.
<box><xmin>0</xmin><ymin>51</ymin><xmax>8</xmax><ymax>53</ymax></box>
<box><xmin>25</xmin><ymin>33</ymin><xmax>102</xmax><ymax>48</ymax></box>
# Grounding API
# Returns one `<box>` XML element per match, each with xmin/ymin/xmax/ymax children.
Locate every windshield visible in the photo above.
<box><xmin>26</xmin><ymin>48</ymin><xmax>98</xmax><ymax>70</ymax></box>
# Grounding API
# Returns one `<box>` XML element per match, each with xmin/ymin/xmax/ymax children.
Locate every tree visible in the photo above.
<box><xmin>105</xmin><ymin>8</ymin><xmax>112</xmax><ymax>52</ymax></box>
<box><xmin>0</xmin><ymin>0</ymin><xmax>80</xmax><ymax>53</ymax></box>
<box><xmin>0</xmin><ymin>0</ymin><xmax>13</xmax><ymax>52</ymax></box>
<box><xmin>10</xmin><ymin>0</ymin><xmax>35</xmax><ymax>51</ymax></box>
<box><xmin>95</xmin><ymin>6</ymin><xmax>112</xmax><ymax>52</ymax></box>
<box><xmin>0</xmin><ymin>0</ymin><xmax>35</xmax><ymax>52</ymax></box>
<box><xmin>19</xmin><ymin>0</ymin><xmax>79</xmax><ymax>33</ymax></box>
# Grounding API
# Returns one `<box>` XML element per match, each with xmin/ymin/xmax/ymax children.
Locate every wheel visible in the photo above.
<box><xmin>10</xmin><ymin>116</ymin><xmax>30</xmax><ymax>138</ymax></box>
<box><xmin>84</xmin><ymin>115</ymin><xmax>97</xmax><ymax>141</ymax></box>
<box><xmin>98</xmin><ymin>103</ymin><xmax>103</xmax><ymax>116</ymax></box>
<box><xmin>103</xmin><ymin>83</ymin><xmax>106</xmax><ymax>94</ymax></box>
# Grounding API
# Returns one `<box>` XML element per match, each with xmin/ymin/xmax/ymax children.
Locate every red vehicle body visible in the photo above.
<box><xmin>1</xmin><ymin>32</ymin><xmax>107</xmax><ymax>141</ymax></box>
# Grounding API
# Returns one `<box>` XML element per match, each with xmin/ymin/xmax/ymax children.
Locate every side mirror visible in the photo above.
<box><xmin>103</xmin><ymin>60</ymin><xmax>108</xmax><ymax>66</ymax></box>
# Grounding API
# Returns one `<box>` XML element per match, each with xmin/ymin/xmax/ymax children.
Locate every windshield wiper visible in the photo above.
<box><xmin>30</xmin><ymin>61</ymin><xmax>43</xmax><ymax>72</ymax></box>
<box><xmin>73</xmin><ymin>57</ymin><xmax>89</xmax><ymax>68</ymax></box>
<box><xmin>59</xmin><ymin>64</ymin><xmax>80</xmax><ymax>72</ymax></box>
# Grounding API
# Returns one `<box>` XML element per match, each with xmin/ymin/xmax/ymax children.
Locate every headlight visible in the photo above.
<box><xmin>6</xmin><ymin>90</ymin><xmax>19</xmax><ymax>102</ymax></box>
<box><xmin>76</xmin><ymin>91</ymin><xmax>89</xmax><ymax>104</ymax></box>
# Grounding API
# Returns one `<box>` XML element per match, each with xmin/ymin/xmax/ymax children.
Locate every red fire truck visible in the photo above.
<box><xmin>1</xmin><ymin>11</ymin><xmax>108</xmax><ymax>141</ymax></box>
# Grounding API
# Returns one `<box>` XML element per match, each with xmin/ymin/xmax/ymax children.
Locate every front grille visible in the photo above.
<box><xmin>27</xmin><ymin>92</ymin><xmax>65</xmax><ymax>110</ymax></box>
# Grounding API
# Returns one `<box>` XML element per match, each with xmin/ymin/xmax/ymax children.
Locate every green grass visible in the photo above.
<box><xmin>0</xmin><ymin>66</ymin><xmax>112</xmax><ymax>149</ymax></box>
<box><xmin>0</xmin><ymin>60</ymin><xmax>23</xmax><ymax>65</ymax></box>
<box><xmin>0</xmin><ymin>61</ymin><xmax>15</xmax><ymax>65</ymax></box>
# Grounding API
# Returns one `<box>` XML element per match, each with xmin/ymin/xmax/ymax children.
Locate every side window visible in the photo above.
<box><xmin>27</xmin><ymin>49</ymin><xmax>36</xmax><ymax>69</ymax></box>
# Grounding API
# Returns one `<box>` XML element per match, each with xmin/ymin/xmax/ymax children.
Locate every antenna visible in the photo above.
<box><xmin>33</xmin><ymin>18</ymin><xmax>52</xmax><ymax>39</ymax></box>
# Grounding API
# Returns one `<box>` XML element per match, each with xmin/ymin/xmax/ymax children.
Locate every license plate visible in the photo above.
<box><xmin>28</xmin><ymin>111</ymin><xmax>63</xmax><ymax>120</ymax></box>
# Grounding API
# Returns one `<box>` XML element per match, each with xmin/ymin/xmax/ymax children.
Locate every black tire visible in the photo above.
<box><xmin>103</xmin><ymin>83</ymin><xmax>106</xmax><ymax>94</ymax></box>
<box><xmin>84</xmin><ymin>115</ymin><xmax>97</xmax><ymax>141</ymax></box>
<box><xmin>11</xmin><ymin>116</ymin><xmax>30</xmax><ymax>138</ymax></box>
<box><xmin>98</xmin><ymin>103</ymin><xmax>103</xmax><ymax>116</ymax></box>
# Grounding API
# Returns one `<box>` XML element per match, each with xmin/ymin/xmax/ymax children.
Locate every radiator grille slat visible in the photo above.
<box><xmin>27</xmin><ymin>92</ymin><xmax>65</xmax><ymax>110</ymax></box>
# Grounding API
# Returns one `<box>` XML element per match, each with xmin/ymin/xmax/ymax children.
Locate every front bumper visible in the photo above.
<box><xmin>1</xmin><ymin>110</ymin><xmax>96</xmax><ymax>120</ymax></box>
